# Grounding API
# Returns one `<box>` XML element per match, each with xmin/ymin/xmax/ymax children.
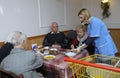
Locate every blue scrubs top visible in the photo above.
<box><xmin>87</xmin><ymin>16</ymin><xmax>118</xmax><ymax>56</ymax></box>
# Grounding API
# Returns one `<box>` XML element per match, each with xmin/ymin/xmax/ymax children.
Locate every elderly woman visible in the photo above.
<box><xmin>0</xmin><ymin>31</ymin><xmax>44</xmax><ymax>78</ymax></box>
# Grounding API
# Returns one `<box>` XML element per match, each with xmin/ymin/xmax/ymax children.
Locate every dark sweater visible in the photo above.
<box><xmin>72</xmin><ymin>37</ymin><xmax>95</xmax><ymax>55</ymax></box>
<box><xmin>43</xmin><ymin>32</ymin><xmax>67</xmax><ymax>48</ymax></box>
<box><xmin>0</xmin><ymin>42</ymin><xmax>13</xmax><ymax>63</ymax></box>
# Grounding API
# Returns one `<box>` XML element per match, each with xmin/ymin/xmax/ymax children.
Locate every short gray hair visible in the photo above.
<box><xmin>5</xmin><ymin>31</ymin><xmax>27</xmax><ymax>46</ymax></box>
<box><xmin>51</xmin><ymin>22</ymin><xmax>58</xmax><ymax>27</ymax></box>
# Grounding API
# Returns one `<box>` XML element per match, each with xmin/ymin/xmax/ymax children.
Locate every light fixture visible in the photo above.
<box><xmin>101</xmin><ymin>0</ymin><xmax>111</xmax><ymax>19</ymax></box>
<box><xmin>102</xmin><ymin>0</ymin><xmax>109</xmax><ymax>3</ymax></box>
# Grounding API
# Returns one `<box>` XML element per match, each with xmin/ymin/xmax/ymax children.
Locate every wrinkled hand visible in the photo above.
<box><xmin>38</xmin><ymin>45</ymin><xmax>43</xmax><ymax>49</ymax></box>
<box><xmin>76</xmin><ymin>46</ymin><xmax>81</xmax><ymax>53</ymax></box>
<box><xmin>71</xmin><ymin>48</ymin><xmax>77</xmax><ymax>53</ymax></box>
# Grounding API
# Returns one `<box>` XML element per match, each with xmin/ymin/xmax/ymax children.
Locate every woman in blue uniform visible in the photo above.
<box><xmin>77</xmin><ymin>8</ymin><xmax>118</xmax><ymax>56</ymax></box>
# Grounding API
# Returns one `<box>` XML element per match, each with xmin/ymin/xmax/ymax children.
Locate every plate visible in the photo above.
<box><xmin>44</xmin><ymin>55</ymin><xmax>56</xmax><ymax>61</ymax></box>
<box><xmin>49</xmin><ymin>48</ymin><xmax>59</xmax><ymax>55</ymax></box>
<box><xmin>50</xmin><ymin>48</ymin><xmax>58</xmax><ymax>51</ymax></box>
<box><xmin>43</xmin><ymin>46</ymin><xmax>50</xmax><ymax>50</ymax></box>
<box><xmin>65</xmin><ymin>52</ymin><xmax>76</xmax><ymax>57</ymax></box>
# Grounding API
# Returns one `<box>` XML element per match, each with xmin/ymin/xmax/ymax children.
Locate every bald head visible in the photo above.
<box><xmin>51</xmin><ymin>22</ymin><xmax>58</xmax><ymax>33</ymax></box>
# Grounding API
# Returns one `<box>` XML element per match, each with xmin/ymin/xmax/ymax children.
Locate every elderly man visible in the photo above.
<box><xmin>0</xmin><ymin>31</ymin><xmax>44</xmax><ymax>78</ymax></box>
<box><xmin>43</xmin><ymin>22</ymin><xmax>67</xmax><ymax>48</ymax></box>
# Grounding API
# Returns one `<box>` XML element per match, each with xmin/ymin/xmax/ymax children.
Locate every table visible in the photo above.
<box><xmin>42</xmin><ymin>51</ymin><xmax>89</xmax><ymax>78</ymax></box>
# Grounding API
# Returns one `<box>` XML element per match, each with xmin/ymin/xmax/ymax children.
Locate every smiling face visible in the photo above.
<box><xmin>76</xmin><ymin>25</ymin><xmax>87</xmax><ymax>38</ymax></box>
<box><xmin>76</xmin><ymin>28</ymin><xmax>85</xmax><ymax>38</ymax></box>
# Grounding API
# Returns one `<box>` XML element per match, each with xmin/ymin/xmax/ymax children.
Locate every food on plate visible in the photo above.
<box><xmin>49</xmin><ymin>48</ymin><xmax>59</xmax><ymax>55</ymax></box>
<box><xmin>44</xmin><ymin>50</ymin><xmax>49</xmax><ymax>55</ymax></box>
<box><xmin>44</xmin><ymin>55</ymin><xmax>56</xmax><ymax>60</ymax></box>
<box><xmin>40</xmin><ymin>47</ymin><xmax>49</xmax><ymax>53</ymax></box>
<box><xmin>43</xmin><ymin>46</ymin><xmax>50</xmax><ymax>51</ymax></box>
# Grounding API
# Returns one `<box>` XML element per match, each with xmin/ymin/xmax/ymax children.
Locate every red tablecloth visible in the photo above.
<box><xmin>43</xmin><ymin>52</ymin><xmax>89</xmax><ymax>78</ymax></box>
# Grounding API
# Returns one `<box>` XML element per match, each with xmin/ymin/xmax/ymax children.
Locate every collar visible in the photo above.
<box><xmin>10</xmin><ymin>48</ymin><xmax>25</xmax><ymax>54</ymax></box>
<box><xmin>81</xmin><ymin>17</ymin><xmax>91</xmax><ymax>25</ymax></box>
<box><xmin>77</xmin><ymin>32</ymin><xmax>88</xmax><ymax>42</ymax></box>
<box><xmin>51</xmin><ymin>31</ymin><xmax>60</xmax><ymax>34</ymax></box>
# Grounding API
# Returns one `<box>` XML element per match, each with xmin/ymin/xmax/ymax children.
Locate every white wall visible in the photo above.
<box><xmin>0</xmin><ymin>0</ymin><xmax>40</xmax><ymax>41</ymax></box>
<box><xmin>0</xmin><ymin>0</ymin><xmax>82</xmax><ymax>41</ymax></box>
<box><xmin>0</xmin><ymin>0</ymin><xmax>120</xmax><ymax>41</ymax></box>
<box><xmin>81</xmin><ymin>0</ymin><xmax>120</xmax><ymax>28</ymax></box>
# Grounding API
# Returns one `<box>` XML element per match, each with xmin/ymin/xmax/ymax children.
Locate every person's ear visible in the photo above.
<box><xmin>21</xmin><ymin>40</ymin><xmax>28</xmax><ymax>49</ymax></box>
<box><xmin>20</xmin><ymin>40</ymin><xmax>25</xmax><ymax>46</ymax></box>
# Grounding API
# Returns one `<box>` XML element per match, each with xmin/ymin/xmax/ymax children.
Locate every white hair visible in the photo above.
<box><xmin>5</xmin><ymin>31</ymin><xmax>27</xmax><ymax>46</ymax></box>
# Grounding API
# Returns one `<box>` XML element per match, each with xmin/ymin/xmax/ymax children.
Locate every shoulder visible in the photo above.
<box><xmin>25</xmin><ymin>50</ymin><xmax>43</xmax><ymax>62</ymax></box>
<box><xmin>59</xmin><ymin>31</ymin><xmax>63</xmax><ymax>33</ymax></box>
<box><xmin>91</xmin><ymin>16</ymin><xmax>102</xmax><ymax>22</ymax></box>
<box><xmin>1</xmin><ymin>43</ymin><xmax>13</xmax><ymax>48</ymax></box>
<box><xmin>0</xmin><ymin>43</ymin><xmax>13</xmax><ymax>54</ymax></box>
<box><xmin>21</xmin><ymin>50</ymin><xmax>39</xmax><ymax>61</ymax></box>
<box><xmin>24</xmin><ymin>50</ymin><xmax>36</xmax><ymax>57</ymax></box>
<box><xmin>89</xmin><ymin>17</ymin><xmax>104</xmax><ymax>26</ymax></box>
<box><xmin>59</xmin><ymin>31</ymin><xmax>64</xmax><ymax>35</ymax></box>
<box><xmin>46</xmin><ymin>32</ymin><xmax>52</xmax><ymax>36</ymax></box>
<box><xmin>58</xmin><ymin>32</ymin><xmax>65</xmax><ymax>37</ymax></box>
<box><xmin>48</xmin><ymin>32</ymin><xmax>51</xmax><ymax>34</ymax></box>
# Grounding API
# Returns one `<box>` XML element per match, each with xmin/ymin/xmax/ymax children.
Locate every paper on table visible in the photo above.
<box><xmin>65</xmin><ymin>52</ymin><xmax>76</xmax><ymax>57</ymax></box>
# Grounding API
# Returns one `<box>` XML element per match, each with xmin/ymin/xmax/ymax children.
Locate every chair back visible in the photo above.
<box><xmin>67</xmin><ymin>30</ymin><xmax>77</xmax><ymax>40</ymax></box>
<box><xmin>66</xmin><ymin>30</ymin><xmax>77</xmax><ymax>48</ymax></box>
<box><xmin>0</xmin><ymin>68</ymin><xmax>24</xmax><ymax>78</ymax></box>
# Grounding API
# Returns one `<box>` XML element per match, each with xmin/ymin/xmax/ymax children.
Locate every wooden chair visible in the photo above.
<box><xmin>0</xmin><ymin>68</ymin><xmax>24</xmax><ymax>78</ymax></box>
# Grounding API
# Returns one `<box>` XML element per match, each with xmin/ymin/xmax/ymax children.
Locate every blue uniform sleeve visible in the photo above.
<box><xmin>88</xmin><ymin>17</ymin><xmax>102</xmax><ymax>37</ymax></box>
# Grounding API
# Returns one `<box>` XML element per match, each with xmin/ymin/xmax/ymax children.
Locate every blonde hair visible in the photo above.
<box><xmin>76</xmin><ymin>24</ymin><xmax>87</xmax><ymax>32</ymax></box>
<box><xmin>78</xmin><ymin>8</ymin><xmax>91</xmax><ymax>20</ymax></box>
